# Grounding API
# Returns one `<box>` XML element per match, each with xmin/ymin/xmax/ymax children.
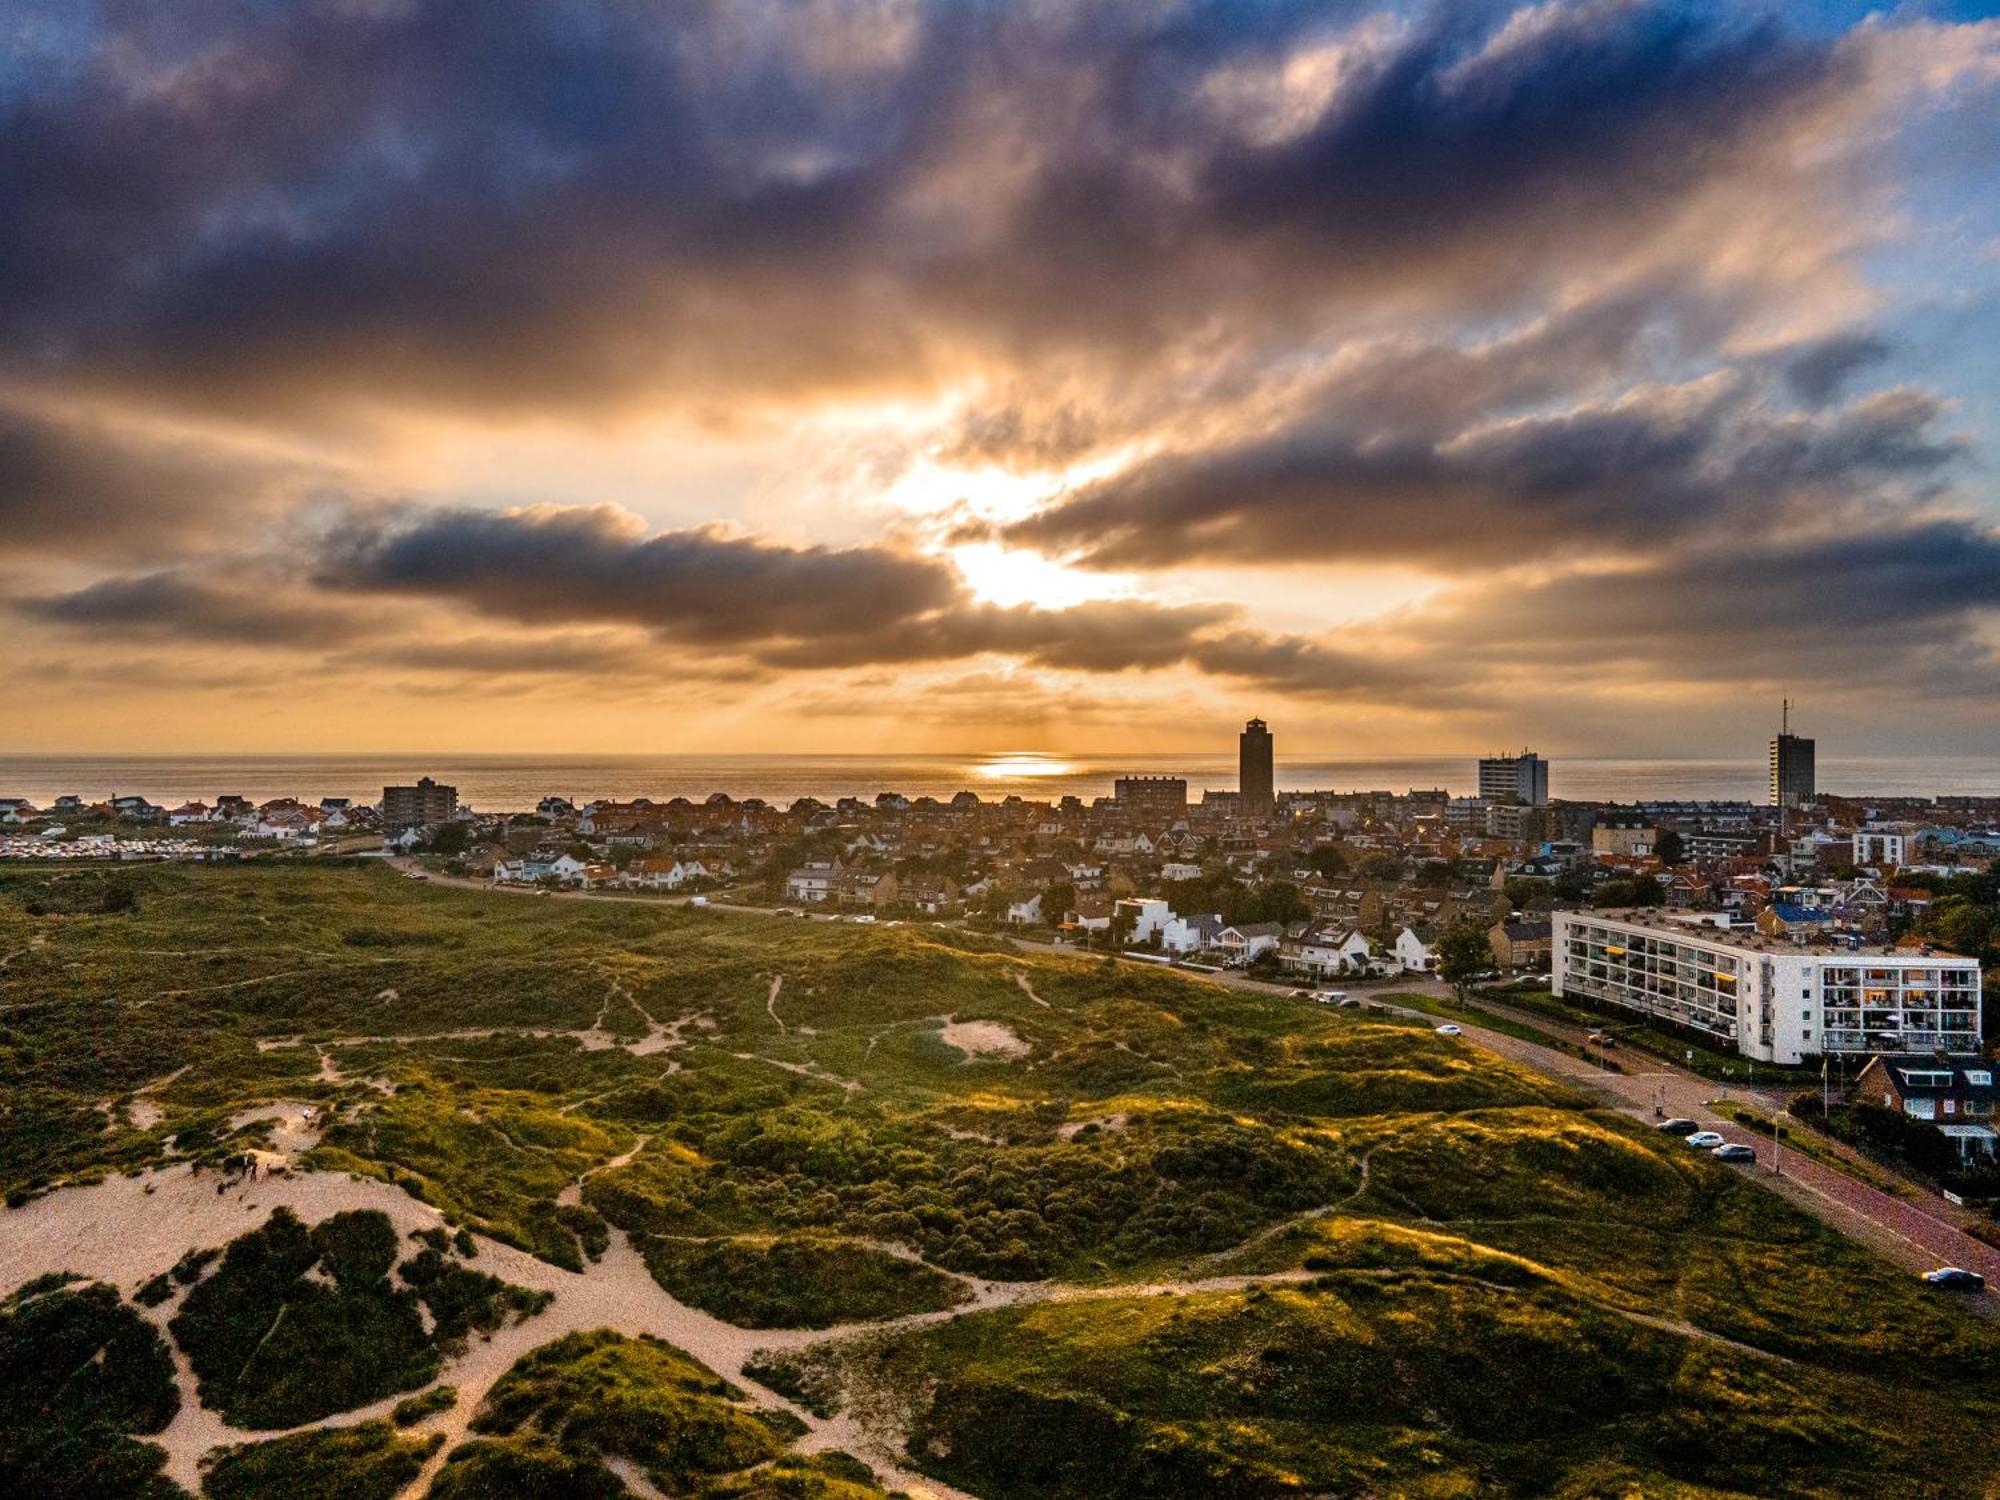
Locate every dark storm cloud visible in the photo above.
<box><xmin>1407</xmin><ymin>519</ymin><xmax>2000</xmax><ymax>693</ymax></box>
<box><xmin>0</xmin><ymin>0</ymin><xmax>1867</xmax><ymax>420</ymax></box>
<box><xmin>0</xmin><ymin>402</ymin><xmax>316</xmax><ymax>559</ymax></box>
<box><xmin>1003</xmin><ymin>377</ymin><xmax>1966</xmax><ymax>568</ymax></box>
<box><xmin>315</xmin><ymin>505</ymin><xmax>962</xmax><ymax>645</ymax></box>
<box><xmin>17</xmin><ymin>569</ymin><xmax>371</xmax><ymax>646</ymax></box>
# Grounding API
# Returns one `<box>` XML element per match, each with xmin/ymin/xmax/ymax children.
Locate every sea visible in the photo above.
<box><xmin>3</xmin><ymin>753</ymin><xmax>1999</xmax><ymax>810</ymax></box>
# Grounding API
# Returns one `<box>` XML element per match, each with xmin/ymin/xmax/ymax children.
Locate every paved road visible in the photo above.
<box><xmin>385</xmin><ymin>865</ymin><xmax>2000</xmax><ymax>1291</ymax></box>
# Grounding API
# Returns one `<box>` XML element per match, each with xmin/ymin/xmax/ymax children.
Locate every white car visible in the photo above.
<box><xmin>1685</xmin><ymin>1131</ymin><xmax>1726</xmax><ymax>1150</ymax></box>
<box><xmin>1312</xmin><ymin>990</ymin><xmax>1349</xmax><ymax>1005</ymax></box>
<box><xmin>1434</xmin><ymin>1024</ymin><xmax>1462</xmax><ymax>1036</ymax></box>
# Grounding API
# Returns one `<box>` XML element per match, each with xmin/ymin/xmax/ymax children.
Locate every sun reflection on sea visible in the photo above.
<box><xmin>973</xmin><ymin>753</ymin><xmax>1076</xmax><ymax>781</ymax></box>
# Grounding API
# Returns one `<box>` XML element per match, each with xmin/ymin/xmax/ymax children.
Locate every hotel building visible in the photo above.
<box><xmin>1553</xmin><ymin>908</ymin><xmax>1981</xmax><ymax>1065</ymax></box>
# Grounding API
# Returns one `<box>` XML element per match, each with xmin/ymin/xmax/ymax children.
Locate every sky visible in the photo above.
<box><xmin>2</xmin><ymin>0</ymin><xmax>1998</xmax><ymax>759</ymax></box>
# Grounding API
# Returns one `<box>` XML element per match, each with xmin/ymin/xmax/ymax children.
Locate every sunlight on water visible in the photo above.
<box><xmin>972</xmin><ymin>753</ymin><xmax>1077</xmax><ymax>781</ymax></box>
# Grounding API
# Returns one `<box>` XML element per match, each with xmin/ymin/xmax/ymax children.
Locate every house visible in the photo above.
<box><xmin>1280</xmin><ymin>919</ymin><xmax>1373</xmax><ymax>978</ymax></box>
<box><xmin>783</xmin><ymin>861</ymin><xmax>840</xmax><ymax>904</ymax></box>
<box><xmin>1063</xmin><ymin>893</ymin><xmax>1115</xmax><ymax>935</ymax></box>
<box><xmin>902</xmin><ymin>873</ymin><xmax>961</xmax><ymax>915</ymax></box>
<box><xmin>1161</xmin><ymin>912</ymin><xmax>1224</xmax><ymax>955</ymax></box>
<box><xmin>1214</xmin><ymin>922</ymin><xmax>1282</xmax><ymax>965</ymax></box>
<box><xmin>620</xmin><ymin>857</ymin><xmax>703</xmax><ymax>890</ymax></box>
<box><xmin>1489</xmin><ymin>919</ymin><xmax>1552</xmax><ymax>970</ymax></box>
<box><xmin>1851</xmin><ymin>1056</ymin><xmax>1998</xmax><ymax>1160</ymax></box>
<box><xmin>1394</xmin><ymin>925</ymin><xmax>1438</xmax><ymax>972</ymax></box>
<box><xmin>1113</xmin><ymin>897</ymin><xmax>1174</xmax><ymax>944</ymax></box>
<box><xmin>1160</xmin><ymin>861</ymin><xmax>1204</xmax><ymax>883</ymax></box>
<box><xmin>0</xmin><ymin>798</ymin><xmax>38</xmax><ymax>824</ymax></box>
<box><xmin>835</xmin><ymin>868</ymin><xmax>899</xmax><ymax>909</ymax></box>
<box><xmin>1005</xmin><ymin>892</ymin><xmax>1044</xmax><ymax>926</ymax></box>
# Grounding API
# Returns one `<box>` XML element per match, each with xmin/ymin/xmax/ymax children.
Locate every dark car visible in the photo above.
<box><xmin>1924</xmin><ymin>1267</ymin><xmax>1987</xmax><ymax>1291</ymax></box>
<box><xmin>1712</xmin><ymin>1143</ymin><xmax>1756</xmax><ymax>1163</ymax></box>
<box><xmin>1657</xmin><ymin>1118</ymin><xmax>1700</xmax><ymax>1136</ymax></box>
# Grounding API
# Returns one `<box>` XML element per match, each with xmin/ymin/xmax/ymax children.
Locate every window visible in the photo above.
<box><xmin>1944</xmin><ymin>1099</ymin><xmax>1957</xmax><ymax>1115</ymax></box>
<box><xmin>1967</xmin><ymin>1071</ymin><xmax>1993</xmax><ymax>1087</ymax></box>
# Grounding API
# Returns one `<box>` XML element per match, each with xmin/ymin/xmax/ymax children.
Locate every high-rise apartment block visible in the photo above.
<box><xmin>1478</xmin><ymin>750</ymin><xmax>1548</xmax><ymax>806</ymax></box>
<box><xmin>1238</xmin><ymin>718</ymin><xmax>1274</xmax><ymax>815</ymax></box>
<box><xmin>383</xmin><ymin>776</ymin><xmax>458</xmax><ymax>831</ymax></box>
<box><xmin>1113</xmin><ymin>775</ymin><xmax>1188</xmax><ymax>820</ymax></box>
<box><xmin>1771</xmin><ymin>733</ymin><xmax>1815</xmax><ymax>809</ymax></box>
<box><xmin>1555</xmin><ymin>908</ymin><xmax>1981</xmax><ymax>1065</ymax></box>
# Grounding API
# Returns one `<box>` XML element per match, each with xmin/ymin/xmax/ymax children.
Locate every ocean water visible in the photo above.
<box><xmin>2</xmin><ymin>753</ymin><xmax>1997</xmax><ymax>809</ymax></box>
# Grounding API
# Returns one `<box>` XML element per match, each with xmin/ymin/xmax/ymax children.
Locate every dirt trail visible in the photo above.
<box><xmin>766</xmin><ymin>974</ymin><xmax>787</xmax><ymax>1034</ymax></box>
<box><xmin>1012</xmin><ymin>971</ymin><xmax>1051</xmax><ymax>1009</ymax></box>
<box><xmin>558</xmin><ymin>1134</ymin><xmax>651</xmax><ymax>1208</ymax></box>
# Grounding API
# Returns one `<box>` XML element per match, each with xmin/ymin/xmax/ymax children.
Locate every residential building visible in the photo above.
<box><xmin>1114</xmin><ymin>775</ymin><xmax>1188</xmax><ymax>820</ymax></box>
<box><xmin>1850</xmin><ymin>1056</ymin><xmax>1998</xmax><ymax>1159</ymax></box>
<box><xmin>783</xmin><ymin>861</ymin><xmax>839</xmax><ymax>904</ymax></box>
<box><xmin>1281</xmin><ymin>919</ymin><xmax>1372</xmax><ymax>978</ymax></box>
<box><xmin>1394</xmin><ymin>925</ymin><xmax>1437</xmax><ymax>972</ymax></box>
<box><xmin>1490</xmin><ymin>920</ymin><xmax>1553</xmax><ymax>971</ymax></box>
<box><xmin>1770</xmin><ymin>733</ymin><xmax>1816</xmax><ymax>809</ymax></box>
<box><xmin>1239</xmin><ymin>718</ymin><xmax>1274</xmax><ymax>816</ymax></box>
<box><xmin>1114</xmin><ymin>896</ymin><xmax>1174</xmax><ymax>944</ymax></box>
<box><xmin>1591</xmin><ymin>819</ymin><xmax>1655</xmax><ymax>858</ymax></box>
<box><xmin>1214</xmin><ymin>921</ymin><xmax>1282</xmax><ymax>964</ymax></box>
<box><xmin>1853</xmin><ymin>828</ymin><xmax>1910</xmax><ymax>868</ymax></box>
<box><xmin>1553</xmin><ymin>908</ymin><xmax>1982</xmax><ymax>1064</ymax></box>
<box><xmin>383</xmin><ymin>777</ymin><xmax>458</xmax><ymax>832</ymax></box>
<box><xmin>1477</xmin><ymin>751</ymin><xmax>1549</xmax><ymax>806</ymax></box>
<box><xmin>1162</xmin><ymin>912</ymin><xmax>1223</xmax><ymax>955</ymax></box>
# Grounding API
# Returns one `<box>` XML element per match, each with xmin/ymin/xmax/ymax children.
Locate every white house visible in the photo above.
<box><xmin>1160</xmin><ymin>861</ymin><xmax>1204</xmax><ymax>883</ymax></box>
<box><xmin>1161</xmin><ymin>912</ymin><xmax>1223</xmax><ymax>955</ymax></box>
<box><xmin>1281</xmin><ymin>920</ymin><xmax>1372</xmax><ymax>978</ymax></box>
<box><xmin>1006</xmin><ymin>892</ymin><xmax>1045</xmax><ymax>926</ymax></box>
<box><xmin>1214</xmin><ymin>922</ymin><xmax>1282</xmax><ymax>965</ymax></box>
<box><xmin>1394</xmin><ymin>925</ymin><xmax>1438</xmax><ymax>972</ymax></box>
<box><xmin>784</xmin><ymin>861</ymin><xmax>839</xmax><ymax>904</ymax></box>
<box><xmin>1114</xmin><ymin>897</ymin><xmax>1174</xmax><ymax>944</ymax></box>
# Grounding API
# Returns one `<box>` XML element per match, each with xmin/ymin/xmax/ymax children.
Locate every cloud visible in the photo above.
<box><xmin>314</xmin><ymin>503</ymin><xmax>962</xmax><ymax>645</ymax></box>
<box><xmin>0</xmin><ymin>400</ymin><xmax>324</xmax><ymax>559</ymax></box>
<box><xmin>16</xmin><ymin>569</ymin><xmax>375</xmax><ymax>647</ymax></box>
<box><xmin>1</xmin><ymin>1</ymin><xmax>1982</xmax><ymax>425</ymax></box>
<box><xmin>1003</xmin><ymin>374</ymin><xmax>1966</xmax><ymax>569</ymax></box>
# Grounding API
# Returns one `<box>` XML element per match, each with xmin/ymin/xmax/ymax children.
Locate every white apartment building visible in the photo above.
<box><xmin>1853</xmin><ymin>827</ymin><xmax>1911</xmax><ymax>867</ymax></box>
<box><xmin>1553</xmin><ymin>908</ymin><xmax>1981</xmax><ymax>1065</ymax></box>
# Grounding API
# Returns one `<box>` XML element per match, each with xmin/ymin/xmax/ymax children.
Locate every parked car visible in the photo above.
<box><xmin>1312</xmin><ymin>990</ymin><xmax>1349</xmax><ymax>1005</ymax></box>
<box><xmin>1924</xmin><ymin>1267</ymin><xmax>1986</xmax><ymax>1291</ymax></box>
<box><xmin>1684</xmin><ymin>1131</ymin><xmax>1726</xmax><ymax>1149</ymax></box>
<box><xmin>1712</xmin><ymin>1143</ymin><xmax>1756</xmax><ymax>1163</ymax></box>
<box><xmin>1657</xmin><ymin>1118</ymin><xmax>1700</xmax><ymax>1136</ymax></box>
<box><xmin>1434</xmin><ymin>1024</ymin><xmax>1463</xmax><ymax>1036</ymax></box>
<box><xmin>688</xmin><ymin>895</ymin><xmax>709</xmax><ymax>908</ymax></box>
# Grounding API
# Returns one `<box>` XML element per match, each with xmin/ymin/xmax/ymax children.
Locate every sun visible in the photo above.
<box><xmin>949</xmin><ymin>542</ymin><xmax>1133</xmax><ymax>610</ymax></box>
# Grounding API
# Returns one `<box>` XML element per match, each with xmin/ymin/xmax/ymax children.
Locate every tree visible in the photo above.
<box><xmin>1309</xmin><ymin>846</ymin><xmax>1349</xmax><ymax>880</ymax></box>
<box><xmin>1358</xmin><ymin>851</ymin><xmax>1404</xmax><ymax>882</ymax></box>
<box><xmin>1434</xmin><ymin>919</ymin><xmax>1492</xmax><ymax>1003</ymax></box>
<box><xmin>427</xmin><ymin>822</ymin><xmax>470</xmax><ymax>855</ymax></box>
<box><xmin>1652</xmin><ymin>828</ymin><xmax>1685</xmax><ymax>866</ymax></box>
<box><xmin>1502</xmin><ymin>876</ymin><xmax>1553</xmax><ymax>909</ymax></box>
<box><xmin>1040</xmin><ymin>881</ymin><xmax>1077</xmax><ymax>924</ymax></box>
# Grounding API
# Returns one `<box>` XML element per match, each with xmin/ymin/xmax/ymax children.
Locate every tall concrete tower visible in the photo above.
<box><xmin>1239</xmin><ymin>717</ymin><xmax>1274</xmax><ymax>816</ymax></box>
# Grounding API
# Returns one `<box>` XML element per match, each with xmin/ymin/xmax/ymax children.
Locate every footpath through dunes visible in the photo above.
<box><xmin>6</xmin><ymin>862</ymin><xmax>2000</xmax><ymax>1498</ymax></box>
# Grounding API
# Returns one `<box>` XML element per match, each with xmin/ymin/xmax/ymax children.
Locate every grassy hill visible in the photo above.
<box><xmin>2</xmin><ymin>862</ymin><xmax>1999</xmax><ymax>1496</ymax></box>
